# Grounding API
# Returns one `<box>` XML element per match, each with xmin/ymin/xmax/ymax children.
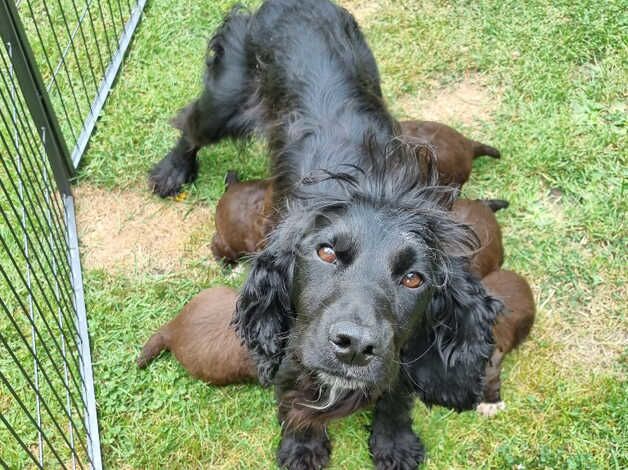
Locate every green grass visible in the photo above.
<box><xmin>73</xmin><ymin>0</ymin><xmax>628</xmax><ymax>468</ymax></box>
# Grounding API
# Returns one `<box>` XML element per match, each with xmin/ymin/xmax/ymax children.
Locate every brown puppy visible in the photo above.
<box><xmin>476</xmin><ymin>270</ymin><xmax>536</xmax><ymax>416</ymax></box>
<box><xmin>211</xmin><ymin>171</ymin><xmax>274</xmax><ymax>263</ymax></box>
<box><xmin>399</xmin><ymin>120</ymin><xmax>501</xmax><ymax>187</ymax></box>
<box><xmin>451</xmin><ymin>198</ymin><xmax>508</xmax><ymax>278</ymax></box>
<box><xmin>137</xmin><ymin>287</ymin><xmax>256</xmax><ymax>384</ymax></box>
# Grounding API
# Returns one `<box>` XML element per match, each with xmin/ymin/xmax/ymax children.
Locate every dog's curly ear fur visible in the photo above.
<box><xmin>234</xmin><ymin>248</ymin><xmax>292</xmax><ymax>386</ymax></box>
<box><xmin>233</xmin><ymin>210</ymin><xmax>308</xmax><ymax>386</ymax></box>
<box><xmin>405</xmin><ymin>259</ymin><xmax>502</xmax><ymax>411</ymax></box>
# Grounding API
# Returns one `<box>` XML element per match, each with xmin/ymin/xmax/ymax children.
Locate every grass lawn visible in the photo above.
<box><xmin>74</xmin><ymin>0</ymin><xmax>626</xmax><ymax>468</ymax></box>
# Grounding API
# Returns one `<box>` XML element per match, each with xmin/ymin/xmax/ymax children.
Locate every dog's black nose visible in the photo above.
<box><xmin>329</xmin><ymin>321</ymin><xmax>377</xmax><ymax>366</ymax></box>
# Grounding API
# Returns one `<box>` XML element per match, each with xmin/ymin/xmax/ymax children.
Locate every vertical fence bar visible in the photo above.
<box><xmin>8</xmin><ymin>38</ymin><xmax>45</xmax><ymax>467</ymax></box>
<box><xmin>64</xmin><ymin>194</ymin><xmax>102</xmax><ymax>469</ymax></box>
<box><xmin>41</xmin><ymin>126</ymin><xmax>78</xmax><ymax>470</ymax></box>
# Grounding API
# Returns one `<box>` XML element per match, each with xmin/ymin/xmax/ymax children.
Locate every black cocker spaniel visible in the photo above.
<box><xmin>149</xmin><ymin>1</ymin><xmax>500</xmax><ymax>468</ymax></box>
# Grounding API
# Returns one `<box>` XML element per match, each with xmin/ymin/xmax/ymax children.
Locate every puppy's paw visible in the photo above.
<box><xmin>277</xmin><ymin>435</ymin><xmax>331</xmax><ymax>470</ymax></box>
<box><xmin>148</xmin><ymin>152</ymin><xmax>198</xmax><ymax>197</ymax></box>
<box><xmin>370</xmin><ymin>430</ymin><xmax>425</xmax><ymax>470</ymax></box>
<box><xmin>476</xmin><ymin>400</ymin><xmax>506</xmax><ymax>417</ymax></box>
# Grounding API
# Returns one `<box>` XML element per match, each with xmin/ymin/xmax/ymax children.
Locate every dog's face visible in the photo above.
<box><xmin>291</xmin><ymin>203</ymin><xmax>434</xmax><ymax>392</ymax></box>
<box><xmin>235</xmin><ymin>164</ymin><xmax>499</xmax><ymax>410</ymax></box>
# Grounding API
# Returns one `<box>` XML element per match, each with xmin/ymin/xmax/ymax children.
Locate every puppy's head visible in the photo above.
<box><xmin>235</xmin><ymin>147</ymin><xmax>497</xmax><ymax>405</ymax></box>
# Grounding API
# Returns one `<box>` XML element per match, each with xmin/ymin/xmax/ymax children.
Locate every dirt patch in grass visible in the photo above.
<box><xmin>340</xmin><ymin>0</ymin><xmax>381</xmax><ymax>24</ymax></box>
<box><xmin>74</xmin><ymin>185</ymin><xmax>215</xmax><ymax>274</ymax></box>
<box><xmin>396</xmin><ymin>75</ymin><xmax>501</xmax><ymax>126</ymax></box>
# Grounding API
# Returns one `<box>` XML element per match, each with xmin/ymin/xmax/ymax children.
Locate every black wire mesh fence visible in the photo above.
<box><xmin>16</xmin><ymin>0</ymin><xmax>147</xmax><ymax>168</ymax></box>
<box><xmin>0</xmin><ymin>40</ymin><xmax>96</xmax><ymax>469</ymax></box>
<box><xmin>1</xmin><ymin>0</ymin><xmax>145</xmax><ymax>468</ymax></box>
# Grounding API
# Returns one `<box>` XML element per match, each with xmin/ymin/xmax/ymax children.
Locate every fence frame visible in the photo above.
<box><xmin>1</xmin><ymin>3</ymin><xmax>102</xmax><ymax>467</ymax></box>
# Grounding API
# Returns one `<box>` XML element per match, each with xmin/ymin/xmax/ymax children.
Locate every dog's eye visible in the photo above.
<box><xmin>317</xmin><ymin>245</ymin><xmax>337</xmax><ymax>264</ymax></box>
<box><xmin>401</xmin><ymin>272</ymin><xmax>423</xmax><ymax>289</ymax></box>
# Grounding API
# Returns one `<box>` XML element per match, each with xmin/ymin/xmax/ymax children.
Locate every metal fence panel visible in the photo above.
<box><xmin>0</xmin><ymin>37</ymin><xmax>99</xmax><ymax>468</ymax></box>
<box><xmin>1</xmin><ymin>0</ymin><xmax>146</xmax><ymax>467</ymax></box>
<box><xmin>16</xmin><ymin>0</ymin><xmax>148</xmax><ymax>168</ymax></box>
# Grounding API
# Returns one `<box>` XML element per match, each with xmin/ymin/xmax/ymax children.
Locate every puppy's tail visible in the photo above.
<box><xmin>472</xmin><ymin>141</ymin><xmax>501</xmax><ymax>160</ymax></box>
<box><xmin>137</xmin><ymin>331</ymin><xmax>169</xmax><ymax>369</ymax></box>
<box><xmin>480</xmin><ymin>199</ymin><xmax>509</xmax><ymax>212</ymax></box>
<box><xmin>224</xmin><ymin>170</ymin><xmax>240</xmax><ymax>189</ymax></box>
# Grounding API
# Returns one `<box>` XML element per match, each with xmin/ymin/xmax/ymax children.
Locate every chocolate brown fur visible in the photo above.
<box><xmin>137</xmin><ymin>287</ymin><xmax>256</xmax><ymax>384</ymax></box>
<box><xmin>452</xmin><ymin>199</ymin><xmax>507</xmax><ymax>278</ymax></box>
<box><xmin>399</xmin><ymin>120</ymin><xmax>500</xmax><ymax>187</ymax></box>
<box><xmin>478</xmin><ymin>270</ymin><xmax>535</xmax><ymax>413</ymax></box>
<box><xmin>211</xmin><ymin>173</ymin><xmax>274</xmax><ymax>263</ymax></box>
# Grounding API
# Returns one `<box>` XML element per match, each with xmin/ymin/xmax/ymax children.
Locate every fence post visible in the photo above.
<box><xmin>0</xmin><ymin>0</ymin><xmax>74</xmax><ymax>195</ymax></box>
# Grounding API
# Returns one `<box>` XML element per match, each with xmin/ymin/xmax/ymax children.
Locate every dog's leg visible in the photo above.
<box><xmin>149</xmin><ymin>8</ymin><xmax>254</xmax><ymax>197</ymax></box>
<box><xmin>149</xmin><ymin>134</ymin><xmax>200</xmax><ymax>198</ymax></box>
<box><xmin>369</xmin><ymin>377</ymin><xmax>425</xmax><ymax>470</ymax></box>
<box><xmin>476</xmin><ymin>349</ymin><xmax>506</xmax><ymax>417</ymax></box>
<box><xmin>277</xmin><ymin>426</ymin><xmax>331</xmax><ymax>470</ymax></box>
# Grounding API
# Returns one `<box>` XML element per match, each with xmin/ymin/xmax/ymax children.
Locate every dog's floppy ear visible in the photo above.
<box><xmin>233</xmin><ymin>211</ymin><xmax>306</xmax><ymax>386</ymax></box>
<box><xmin>405</xmin><ymin>259</ymin><xmax>502</xmax><ymax>411</ymax></box>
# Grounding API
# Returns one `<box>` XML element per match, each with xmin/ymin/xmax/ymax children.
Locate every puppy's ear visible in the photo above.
<box><xmin>233</xmin><ymin>213</ymin><xmax>305</xmax><ymax>386</ymax></box>
<box><xmin>405</xmin><ymin>259</ymin><xmax>502</xmax><ymax>411</ymax></box>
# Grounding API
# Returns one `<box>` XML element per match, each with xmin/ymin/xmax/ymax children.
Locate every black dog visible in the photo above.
<box><xmin>150</xmin><ymin>1</ymin><xmax>500</xmax><ymax>468</ymax></box>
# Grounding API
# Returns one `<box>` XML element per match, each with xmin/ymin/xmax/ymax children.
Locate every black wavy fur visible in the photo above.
<box><xmin>152</xmin><ymin>1</ymin><xmax>501</xmax><ymax>468</ymax></box>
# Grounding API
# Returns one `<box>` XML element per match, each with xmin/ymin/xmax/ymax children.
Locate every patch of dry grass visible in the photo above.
<box><xmin>75</xmin><ymin>185</ymin><xmax>216</xmax><ymax>275</ymax></box>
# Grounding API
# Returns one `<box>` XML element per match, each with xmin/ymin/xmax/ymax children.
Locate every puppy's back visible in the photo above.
<box><xmin>214</xmin><ymin>178</ymin><xmax>273</xmax><ymax>257</ymax></box>
<box><xmin>452</xmin><ymin>199</ymin><xmax>504</xmax><ymax>277</ymax></box>
<box><xmin>483</xmin><ymin>270</ymin><xmax>535</xmax><ymax>353</ymax></box>
<box><xmin>139</xmin><ymin>287</ymin><xmax>256</xmax><ymax>384</ymax></box>
<box><xmin>399</xmin><ymin>120</ymin><xmax>500</xmax><ymax>186</ymax></box>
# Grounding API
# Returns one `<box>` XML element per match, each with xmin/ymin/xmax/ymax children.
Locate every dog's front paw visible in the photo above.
<box><xmin>476</xmin><ymin>400</ymin><xmax>506</xmax><ymax>417</ymax></box>
<box><xmin>148</xmin><ymin>151</ymin><xmax>198</xmax><ymax>197</ymax></box>
<box><xmin>277</xmin><ymin>434</ymin><xmax>331</xmax><ymax>470</ymax></box>
<box><xmin>370</xmin><ymin>430</ymin><xmax>425</xmax><ymax>470</ymax></box>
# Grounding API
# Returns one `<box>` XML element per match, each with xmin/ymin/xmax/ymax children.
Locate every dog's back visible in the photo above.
<box><xmin>247</xmin><ymin>0</ymin><xmax>396</xmax><ymax>201</ymax></box>
<box><xmin>137</xmin><ymin>287</ymin><xmax>256</xmax><ymax>384</ymax></box>
<box><xmin>452</xmin><ymin>199</ymin><xmax>505</xmax><ymax>277</ymax></box>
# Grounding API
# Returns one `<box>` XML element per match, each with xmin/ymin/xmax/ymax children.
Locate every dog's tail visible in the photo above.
<box><xmin>480</xmin><ymin>199</ymin><xmax>509</xmax><ymax>212</ymax></box>
<box><xmin>224</xmin><ymin>170</ymin><xmax>240</xmax><ymax>189</ymax></box>
<box><xmin>137</xmin><ymin>331</ymin><xmax>169</xmax><ymax>369</ymax></box>
<box><xmin>472</xmin><ymin>141</ymin><xmax>501</xmax><ymax>160</ymax></box>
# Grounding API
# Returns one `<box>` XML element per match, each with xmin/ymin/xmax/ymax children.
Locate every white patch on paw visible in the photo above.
<box><xmin>476</xmin><ymin>401</ymin><xmax>506</xmax><ymax>417</ymax></box>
